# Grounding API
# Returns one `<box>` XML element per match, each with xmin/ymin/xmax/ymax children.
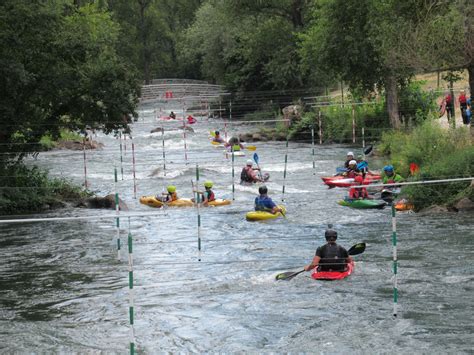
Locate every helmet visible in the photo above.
<box><xmin>354</xmin><ymin>175</ymin><xmax>363</xmax><ymax>183</ymax></box>
<box><xmin>204</xmin><ymin>181</ymin><xmax>213</xmax><ymax>188</ymax></box>
<box><xmin>258</xmin><ymin>185</ymin><xmax>268</xmax><ymax>194</ymax></box>
<box><xmin>167</xmin><ymin>185</ymin><xmax>176</xmax><ymax>193</ymax></box>
<box><xmin>349</xmin><ymin>160</ymin><xmax>357</xmax><ymax>166</ymax></box>
<box><xmin>325</xmin><ymin>229</ymin><xmax>338</xmax><ymax>241</ymax></box>
<box><xmin>383</xmin><ymin>165</ymin><xmax>394</xmax><ymax>172</ymax></box>
<box><xmin>357</xmin><ymin>155</ymin><xmax>363</xmax><ymax>160</ymax></box>
<box><xmin>246</xmin><ymin>159</ymin><xmax>253</xmax><ymax>166</ymax></box>
<box><xmin>215</xmin><ymin>130</ymin><xmax>220</xmax><ymax>135</ymax></box>
<box><xmin>347</xmin><ymin>151</ymin><xmax>354</xmax><ymax>157</ymax></box>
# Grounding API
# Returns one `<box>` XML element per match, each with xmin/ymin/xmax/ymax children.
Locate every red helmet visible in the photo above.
<box><xmin>354</xmin><ymin>175</ymin><xmax>363</xmax><ymax>183</ymax></box>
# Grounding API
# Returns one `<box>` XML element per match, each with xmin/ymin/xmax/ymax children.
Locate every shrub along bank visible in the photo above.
<box><xmin>378</xmin><ymin>121</ymin><xmax>473</xmax><ymax>211</ymax></box>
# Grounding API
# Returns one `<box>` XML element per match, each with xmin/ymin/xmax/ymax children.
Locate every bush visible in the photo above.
<box><xmin>0</xmin><ymin>163</ymin><xmax>89</xmax><ymax>214</ymax></box>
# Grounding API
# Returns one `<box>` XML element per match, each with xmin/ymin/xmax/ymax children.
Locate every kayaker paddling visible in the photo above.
<box><xmin>304</xmin><ymin>228</ymin><xmax>352</xmax><ymax>272</ymax></box>
<box><xmin>254</xmin><ymin>185</ymin><xmax>283</xmax><ymax>214</ymax></box>
<box><xmin>241</xmin><ymin>159</ymin><xmax>264</xmax><ymax>183</ymax></box>
<box><xmin>156</xmin><ymin>185</ymin><xmax>178</xmax><ymax>202</ymax></box>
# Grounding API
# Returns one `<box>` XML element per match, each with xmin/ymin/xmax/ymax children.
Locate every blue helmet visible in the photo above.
<box><xmin>383</xmin><ymin>165</ymin><xmax>394</xmax><ymax>172</ymax></box>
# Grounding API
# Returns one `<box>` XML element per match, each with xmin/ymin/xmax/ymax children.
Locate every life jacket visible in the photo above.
<box><xmin>349</xmin><ymin>186</ymin><xmax>368</xmax><ymax>199</ymax></box>
<box><xmin>166</xmin><ymin>192</ymin><xmax>178</xmax><ymax>201</ymax></box>
<box><xmin>241</xmin><ymin>167</ymin><xmax>254</xmax><ymax>182</ymax></box>
<box><xmin>254</xmin><ymin>196</ymin><xmax>274</xmax><ymax>212</ymax></box>
<box><xmin>204</xmin><ymin>189</ymin><xmax>215</xmax><ymax>202</ymax></box>
<box><xmin>459</xmin><ymin>94</ymin><xmax>467</xmax><ymax>105</ymax></box>
<box><xmin>317</xmin><ymin>244</ymin><xmax>347</xmax><ymax>271</ymax></box>
<box><xmin>445</xmin><ymin>95</ymin><xmax>452</xmax><ymax>104</ymax></box>
<box><xmin>231</xmin><ymin>144</ymin><xmax>241</xmax><ymax>152</ymax></box>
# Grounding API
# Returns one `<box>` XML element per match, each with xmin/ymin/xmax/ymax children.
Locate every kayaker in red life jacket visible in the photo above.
<box><xmin>348</xmin><ymin>175</ymin><xmax>370</xmax><ymax>200</ymax></box>
<box><xmin>304</xmin><ymin>228</ymin><xmax>352</xmax><ymax>272</ymax></box>
<box><xmin>212</xmin><ymin>130</ymin><xmax>226</xmax><ymax>144</ymax></box>
<box><xmin>157</xmin><ymin>185</ymin><xmax>178</xmax><ymax>202</ymax></box>
<box><xmin>193</xmin><ymin>181</ymin><xmax>216</xmax><ymax>206</ymax></box>
<box><xmin>186</xmin><ymin>115</ymin><xmax>197</xmax><ymax>124</ymax></box>
<box><xmin>241</xmin><ymin>160</ymin><xmax>263</xmax><ymax>183</ymax></box>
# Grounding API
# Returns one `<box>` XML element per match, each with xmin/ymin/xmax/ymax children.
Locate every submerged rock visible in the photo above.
<box><xmin>78</xmin><ymin>194</ymin><xmax>128</xmax><ymax>211</ymax></box>
<box><xmin>56</xmin><ymin>140</ymin><xmax>104</xmax><ymax>150</ymax></box>
<box><xmin>150</xmin><ymin>127</ymin><xmax>164</xmax><ymax>133</ymax></box>
<box><xmin>453</xmin><ymin>198</ymin><xmax>474</xmax><ymax>212</ymax></box>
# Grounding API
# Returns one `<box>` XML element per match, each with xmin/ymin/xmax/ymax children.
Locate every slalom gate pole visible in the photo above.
<box><xmin>161</xmin><ymin>125</ymin><xmax>166</xmax><ymax>176</ymax></box>
<box><xmin>362</xmin><ymin>127</ymin><xmax>366</xmax><ymax>154</ymax></box>
<box><xmin>231</xmin><ymin>150</ymin><xmax>235</xmax><ymax>201</ymax></box>
<box><xmin>127</xmin><ymin>218</ymin><xmax>136</xmax><ymax>354</ymax></box>
<box><xmin>195</xmin><ymin>165</ymin><xmax>202</xmax><ymax>261</ymax></box>
<box><xmin>311</xmin><ymin>124</ymin><xmax>316</xmax><ymax>174</ymax></box>
<box><xmin>352</xmin><ymin>104</ymin><xmax>356</xmax><ymax>143</ymax></box>
<box><xmin>124</xmin><ymin>133</ymin><xmax>127</xmax><ymax>155</ymax></box>
<box><xmin>82</xmin><ymin>138</ymin><xmax>88</xmax><ymax>189</ymax></box>
<box><xmin>282</xmin><ymin>137</ymin><xmax>289</xmax><ymax>201</ymax></box>
<box><xmin>392</xmin><ymin>203</ymin><xmax>398</xmax><ymax>317</ymax></box>
<box><xmin>318</xmin><ymin>111</ymin><xmax>323</xmax><ymax>145</ymax></box>
<box><xmin>119</xmin><ymin>131</ymin><xmax>124</xmax><ymax>180</ymax></box>
<box><xmin>131</xmin><ymin>137</ymin><xmax>137</xmax><ymax>199</ymax></box>
<box><xmin>183</xmin><ymin>104</ymin><xmax>188</xmax><ymax>165</ymax></box>
<box><xmin>114</xmin><ymin>166</ymin><xmax>121</xmax><ymax>260</ymax></box>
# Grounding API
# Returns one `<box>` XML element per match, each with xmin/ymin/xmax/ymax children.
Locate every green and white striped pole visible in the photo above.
<box><xmin>392</xmin><ymin>203</ymin><xmax>398</xmax><ymax>317</ymax></box>
<box><xmin>127</xmin><ymin>218</ymin><xmax>135</xmax><ymax>354</ymax></box>
<box><xmin>231</xmin><ymin>150</ymin><xmax>235</xmax><ymax>201</ymax></box>
<box><xmin>195</xmin><ymin>165</ymin><xmax>202</xmax><ymax>261</ymax></box>
<box><xmin>114</xmin><ymin>167</ymin><xmax>121</xmax><ymax>260</ymax></box>
<box><xmin>311</xmin><ymin>124</ymin><xmax>316</xmax><ymax>175</ymax></box>
<box><xmin>282</xmin><ymin>137</ymin><xmax>289</xmax><ymax>201</ymax></box>
<box><xmin>161</xmin><ymin>125</ymin><xmax>166</xmax><ymax>176</ymax></box>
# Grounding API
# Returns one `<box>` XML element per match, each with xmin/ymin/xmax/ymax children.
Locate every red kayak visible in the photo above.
<box><xmin>311</xmin><ymin>260</ymin><xmax>354</xmax><ymax>280</ymax></box>
<box><xmin>322</xmin><ymin>174</ymin><xmax>381</xmax><ymax>188</ymax></box>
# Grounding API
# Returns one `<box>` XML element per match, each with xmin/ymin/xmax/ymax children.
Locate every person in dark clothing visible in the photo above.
<box><xmin>304</xmin><ymin>228</ymin><xmax>352</xmax><ymax>272</ymax></box>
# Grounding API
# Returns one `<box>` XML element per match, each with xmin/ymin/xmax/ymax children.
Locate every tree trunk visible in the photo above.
<box><xmin>138</xmin><ymin>0</ymin><xmax>151</xmax><ymax>84</ymax></box>
<box><xmin>385</xmin><ymin>75</ymin><xmax>401</xmax><ymax>129</ymax></box>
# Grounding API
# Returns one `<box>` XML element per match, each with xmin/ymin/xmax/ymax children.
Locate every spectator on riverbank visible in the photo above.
<box><xmin>445</xmin><ymin>92</ymin><xmax>454</xmax><ymax>121</ymax></box>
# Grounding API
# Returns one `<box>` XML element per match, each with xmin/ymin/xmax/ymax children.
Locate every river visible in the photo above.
<box><xmin>0</xmin><ymin>104</ymin><xmax>473</xmax><ymax>353</ymax></box>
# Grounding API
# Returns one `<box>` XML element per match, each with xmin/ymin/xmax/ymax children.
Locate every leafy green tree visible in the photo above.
<box><xmin>0</xmin><ymin>1</ymin><xmax>140</xmax><ymax>159</ymax></box>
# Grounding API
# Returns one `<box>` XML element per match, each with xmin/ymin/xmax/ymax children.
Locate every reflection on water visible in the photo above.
<box><xmin>0</xmin><ymin>106</ymin><xmax>473</xmax><ymax>352</ymax></box>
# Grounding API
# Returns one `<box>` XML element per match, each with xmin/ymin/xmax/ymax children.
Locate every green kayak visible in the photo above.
<box><xmin>338</xmin><ymin>199</ymin><xmax>386</xmax><ymax>209</ymax></box>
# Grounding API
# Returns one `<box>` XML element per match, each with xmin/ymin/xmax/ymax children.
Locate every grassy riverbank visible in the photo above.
<box><xmin>0</xmin><ymin>163</ymin><xmax>90</xmax><ymax>215</ymax></box>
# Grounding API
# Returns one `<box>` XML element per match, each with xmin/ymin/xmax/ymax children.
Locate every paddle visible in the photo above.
<box><xmin>253</xmin><ymin>152</ymin><xmax>264</xmax><ymax>181</ymax></box>
<box><xmin>275</xmin><ymin>242</ymin><xmax>366</xmax><ymax>281</ymax></box>
<box><xmin>363</xmin><ymin>144</ymin><xmax>373</xmax><ymax>156</ymax></box>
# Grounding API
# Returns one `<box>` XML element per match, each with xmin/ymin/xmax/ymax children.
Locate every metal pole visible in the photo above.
<box><xmin>362</xmin><ymin>127</ymin><xmax>366</xmax><ymax>158</ymax></box>
<box><xmin>161</xmin><ymin>125</ymin><xmax>166</xmax><ymax>176</ymax></box>
<box><xmin>131</xmin><ymin>138</ymin><xmax>137</xmax><ymax>199</ymax></box>
<box><xmin>449</xmin><ymin>79</ymin><xmax>456</xmax><ymax>128</ymax></box>
<box><xmin>114</xmin><ymin>166</ymin><xmax>121</xmax><ymax>260</ymax></box>
<box><xmin>282</xmin><ymin>137</ymin><xmax>288</xmax><ymax>201</ymax></box>
<box><xmin>341</xmin><ymin>81</ymin><xmax>344</xmax><ymax>107</ymax></box>
<box><xmin>195</xmin><ymin>165</ymin><xmax>202</xmax><ymax>261</ymax></box>
<box><xmin>119</xmin><ymin>131</ymin><xmax>124</xmax><ymax>180</ymax></box>
<box><xmin>82</xmin><ymin>138</ymin><xmax>88</xmax><ymax>189</ymax></box>
<box><xmin>318</xmin><ymin>111</ymin><xmax>323</xmax><ymax>145</ymax></box>
<box><xmin>352</xmin><ymin>104</ymin><xmax>356</xmax><ymax>144</ymax></box>
<box><xmin>183</xmin><ymin>104</ymin><xmax>188</xmax><ymax>164</ymax></box>
<box><xmin>311</xmin><ymin>124</ymin><xmax>316</xmax><ymax>174</ymax></box>
<box><xmin>392</xmin><ymin>204</ymin><xmax>398</xmax><ymax>317</ymax></box>
<box><xmin>231</xmin><ymin>150</ymin><xmax>235</xmax><ymax>201</ymax></box>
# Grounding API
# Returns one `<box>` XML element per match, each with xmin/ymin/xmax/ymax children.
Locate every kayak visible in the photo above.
<box><xmin>224</xmin><ymin>150</ymin><xmax>245</xmax><ymax>157</ymax></box>
<box><xmin>246</xmin><ymin>205</ymin><xmax>286</xmax><ymax>221</ymax></box>
<box><xmin>207</xmin><ymin>199</ymin><xmax>231</xmax><ymax>207</ymax></box>
<box><xmin>158</xmin><ymin>116</ymin><xmax>184</xmax><ymax>121</ymax></box>
<box><xmin>338</xmin><ymin>199</ymin><xmax>386</xmax><ymax>209</ymax></box>
<box><xmin>322</xmin><ymin>174</ymin><xmax>381</xmax><ymax>188</ymax></box>
<box><xmin>139</xmin><ymin>196</ymin><xmax>194</xmax><ymax>208</ymax></box>
<box><xmin>311</xmin><ymin>260</ymin><xmax>354</xmax><ymax>280</ymax></box>
<box><xmin>394</xmin><ymin>199</ymin><xmax>414</xmax><ymax>211</ymax></box>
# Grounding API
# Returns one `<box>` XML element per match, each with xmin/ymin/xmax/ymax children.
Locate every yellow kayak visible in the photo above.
<box><xmin>246</xmin><ymin>205</ymin><xmax>286</xmax><ymax>221</ymax></box>
<box><xmin>139</xmin><ymin>196</ymin><xmax>194</xmax><ymax>208</ymax></box>
<box><xmin>207</xmin><ymin>199</ymin><xmax>231</xmax><ymax>207</ymax></box>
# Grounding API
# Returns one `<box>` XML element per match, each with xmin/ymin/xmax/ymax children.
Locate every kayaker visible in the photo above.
<box><xmin>198</xmin><ymin>181</ymin><xmax>216</xmax><ymax>206</ymax></box>
<box><xmin>356</xmin><ymin>155</ymin><xmax>369</xmax><ymax>174</ymax></box>
<box><xmin>241</xmin><ymin>160</ymin><xmax>262</xmax><ymax>183</ymax></box>
<box><xmin>304</xmin><ymin>228</ymin><xmax>352</xmax><ymax>272</ymax></box>
<box><xmin>169</xmin><ymin>111</ymin><xmax>176</xmax><ymax>119</ymax></box>
<box><xmin>254</xmin><ymin>185</ymin><xmax>283</xmax><ymax>214</ymax></box>
<box><xmin>344</xmin><ymin>151</ymin><xmax>355</xmax><ymax>169</ymax></box>
<box><xmin>342</xmin><ymin>160</ymin><xmax>360</xmax><ymax>178</ymax></box>
<box><xmin>382</xmin><ymin>165</ymin><xmax>404</xmax><ymax>185</ymax></box>
<box><xmin>348</xmin><ymin>175</ymin><xmax>370</xmax><ymax>200</ymax></box>
<box><xmin>212</xmin><ymin>130</ymin><xmax>226</xmax><ymax>144</ymax></box>
<box><xmin>186</xmin><ymin>115</ymin><xmax>197</xmax><ymax>124</ymax></box>
<box><xmin>157</xmin><ymin>185</ymin><xmax>178</xmax><ymax>202</ymax></box>
<box><xmin>225</xmin><ymin>136</ymin><xmax>244</xmax><ymax>151</ymax></box>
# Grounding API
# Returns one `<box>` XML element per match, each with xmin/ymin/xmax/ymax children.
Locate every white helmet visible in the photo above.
<box><xmin>246</xmin><ymin>159</ymin><xmax>253</xmax><ymax>166</ymax></box>
<box><xmin>347</xmin><ymin>151</ymin><xmax>354</xmax><ymax>157</ymax></box>
<box><xmin>349</xmin><ymin>159</ymin><xmax>357</xmax><ymax>166</ymax></box>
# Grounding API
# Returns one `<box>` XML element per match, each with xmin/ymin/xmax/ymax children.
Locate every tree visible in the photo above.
<box><xmin>0</xmin><ymin>1</ymin><xmax>140</xmax><ymax>159</ymax></box>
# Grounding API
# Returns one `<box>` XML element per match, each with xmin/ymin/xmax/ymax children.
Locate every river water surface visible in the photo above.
<box><xmin>0</xmin><ymin>104</ymin><xmax>473</xmax><ymax>353</ymax></box>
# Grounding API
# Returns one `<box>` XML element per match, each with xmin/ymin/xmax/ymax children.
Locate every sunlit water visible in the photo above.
<box><xmin>0</xmin><ymin>104</ymin><xmax>473</xmax><ymax>353</ymax></box>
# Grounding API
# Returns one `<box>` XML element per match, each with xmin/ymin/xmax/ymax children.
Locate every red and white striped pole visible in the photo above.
<box><xmin>83</xmin><ymin>138</ymin><xmax>88</xmax><ymax>189</ymax></box>
<box><xmin>131</xmin><ymin>137</ymin><xmax>137</xmax><ymax>199</ymax></box>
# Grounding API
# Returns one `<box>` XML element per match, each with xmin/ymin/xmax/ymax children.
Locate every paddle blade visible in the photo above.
<box><xmin>246</xmin><ymin>145</ymin><xmax>257</xmax><ymax>151</ymax></box>
<box><xmin>348</xmin><ymin>242</ymin><xmax>366</xmax><ymax>256</ymax></box>
<box><xmin>211</xmin><ymin>141</ymin><xmax>220</xmax><ymax>145</ymax></box>
<box><xmin>275</xmin><ymin>269</ymin><xmax>304</xmax><ymax>281</ymax></box>
<box><xmin>363</xmin><ymin>144</ymin><xmax>373</xmax><ymax>156</ymax></box>
<box><xmin>253</xmin><ymin>152</ymin><xmax>259</xmax><ymax>164</ymax></box>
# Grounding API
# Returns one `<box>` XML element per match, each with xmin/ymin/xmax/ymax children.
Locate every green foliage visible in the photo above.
<box><xmin>379</xmin><ymin>121</ymin><xmax>473</xmax><ymax>209</ymax></box>
<box><xmin>39</xmin><ymin>130</ymin><xmax>85</xmax><ymax>150</ymax></box>
<box><xmin>0</xmin><ymin>163</ymin><xmax>90</xmax><ymax>215</ymax></box>
<box><xmin>399</xmin><ymin>81</ymin><xmax>438</xmax><ymax>126</ymax></box>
